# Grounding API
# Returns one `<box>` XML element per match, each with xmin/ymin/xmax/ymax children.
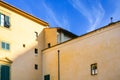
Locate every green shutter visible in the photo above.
<box><xmin>1</xmin><ymin>42</ymin><xmax>10</xmax><ymax>50</ymax></box>
<box><xmin>1</xmin><ymin>42</ymin><xmax>6</xmax><ymax>49</ymax></box>
<box><xmin>0</xmin><ymin>65</ymin><xmax>1</xmax><ymax>80</ymax></box>
<box><xmin>4</xmin><ymin>15</ymin><xmax>10</xmax><ymax>28</ymax></box>
<box><xmin>1</xmin><ymin>65</ymin><xmax>10</xmax><ymax>80</ymax></box>
<box><xmin>6</xmin><ymin>43</ymin><xmax>10</xmax><ymax>50</ymax></box>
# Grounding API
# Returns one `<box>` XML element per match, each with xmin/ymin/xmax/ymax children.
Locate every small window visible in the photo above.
<box><xmin>44</xmin><ymin>74</ymin><xmax>50</xmax><ymax>80</ymax></box>
<box><xmin>35</xmin><ymin>31</ymin><xmax>38</xmax><ymax>38</ymax></box>
<box><xmin>23</xmin><ymin>44</ymin><xmax>25</xmax><ymax>47</ymax></box>
<box><xmin>48</xmin><ymin>43</ymin><xmax>51</xmax><ymax>48</ymax></box>
<box><xmin>91</xmin><ymin>63</ymin><xmax>97</xmax><ymax>75</ymax></box>
<box><xmin>35</xmin><ymin>64</ymin><xmax>38</xmax><ymax>70</ymax></box>
<box><xmin>35</xmin><ymin>48</ymin><xmax>38</xmax><ymax>54</ymax></box>
<box><xmin>0</xmin><ymin>13</ymin><xmax>10</xmax><ymax>28</ymax></box>
<box><xmin>1</xmin><ymin>42</ymin><xmax>10</xmax><ymax>50</ymax></box>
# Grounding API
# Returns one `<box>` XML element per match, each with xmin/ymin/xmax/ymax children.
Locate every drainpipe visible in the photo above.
<box><xmin>58</xmin><ymin>50</ymin><xmax>60</xmax><ymax>80</ymax></box>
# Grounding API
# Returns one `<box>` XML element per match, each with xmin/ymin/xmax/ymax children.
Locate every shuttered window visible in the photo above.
<box><xmin>1</xmin><ymin>42</ymin><xmax>10</xmax><ymax>50</ymax></box>
<box><xmin>0</xmin><ymin>12</ymin><xmax>10</xmax><ymax>28</ymax></box>
<box><xmin>4</xmin><ymin>15</ymin><xmax>10</xmax><ymax>28</ymax></box>
<box><xmin>0</xmin><ymin>65</ymin><xmax>10</xmax><ymax>80</ymax></box>
<box><xmin>0</xmin><ymin>13</ymin><xmax>4</xmax><ymax>26</ymax></box>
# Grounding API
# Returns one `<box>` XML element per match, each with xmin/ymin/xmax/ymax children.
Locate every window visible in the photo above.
<box><xmin>91</xmin><ymin>63</ymin><xmax>97</xmax><ymax>75</ymax></box>
<box><xmin>1</xmin><ymin>42</ymin><xmax>10</xmax><ymax>50</ymax></box>
<box><xmin>35</xmin><ymin>48</ymin><xmax>38</xmax><ymax>54</ymax></box>
<box><xmin>0</xmin><ymin>12</ymin><xmax>10</xmax><ymax>28</ymax></box>
<box><xmin>34</xmin><ymin>64</ymin><xmax>38</xmax><ymax>70</ymax></box>
<box><xmin>44</xmin><ymin>74</ymin><xmax>50</xmax><ymax>80</ymax></box>
<box><xmin>35</xmin><ymin>31</ymin><xmax>38</xmax><ymax>38</ymax></box>
<box><xmin>0</xmin><ymin>65</ymin><xmax>10</xmax><ymax>80</ymax></box>
<box><xmin>23</xmin><ymin>44</ymin><xmax>25</xmax><ymax>47</ymax></box>
<box><xmin>48</xmin><ymin>43</ymin><xmax>51</xmax><ymax>48</ymax></box>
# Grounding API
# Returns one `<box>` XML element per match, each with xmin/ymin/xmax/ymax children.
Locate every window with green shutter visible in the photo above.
<box><xmin>0</xmin><ymin>12</ymin><xmax>10</xmax><ymax>28</ymax></box>
<box><xmin>1</xmin><ymin>42</ymin><xmax>10</xmax><ymax>51</ymax></box>
<box><xmin>4</xmin><ymin>15</ymin><xmax>10</xmax><ymax>28</ymax></box>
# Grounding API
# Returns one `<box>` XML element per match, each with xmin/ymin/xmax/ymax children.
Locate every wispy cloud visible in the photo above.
<box><xmin>88</xmin><ymin>2</ymin><xmax>105</xmax><ymax>32</ymax></box>
<box><xmin>62</xmin><ymin>16</ymin><xmax>71</xmax><ymax>30</ymax></box>
<box><xmin>68</xmin><ymin>0</ymin><xmax>93</xmax><ymax>24</ymax></box>
<box><xmin>5</xmin><ymin>0</ymin><xmax>71</xmax><ymax>31</ymax></box>
<box><xmin>42</xmin><ymin>2</ymin><xmax>62</xmax><ymax>27</ymax></box>
<box><xmin>36</xmin><ymin>1</ymin><xmax>70</xmax><ymax>30</ymax></box>
<box><xmin>111</xmin><ymin>0</ymin><xmax>120</xmax><ymax>21</ymax></box>
<box><xmin>68</xmin><ymin>0</ymin><xmax>105</xmax><ymax>32</ymax></box>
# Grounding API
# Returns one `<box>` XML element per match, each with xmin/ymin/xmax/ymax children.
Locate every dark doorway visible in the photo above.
<box><xmin>0</xmin><ymin>65</ymin><xmax>10</xmax><ymax>80</ymax></box>
<box><xmin>44</xmin><ymin>74</ymin><xmax>50</xmax><ymax>80</ymax></box>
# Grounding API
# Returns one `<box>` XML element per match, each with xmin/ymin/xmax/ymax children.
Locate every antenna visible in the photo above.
<box><xmin>110</xmin><ymin>17</ymin><xmax>113</xmax><ymax>23</ymax></box>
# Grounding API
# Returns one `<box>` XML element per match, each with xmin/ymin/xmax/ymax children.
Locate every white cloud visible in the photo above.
<box><xmin>87</xmin><ymin>2</ymin><xmax>105</xmax><ymax>32</ymax></box>
<box><xmin>42</xmin><ymin>1</ymin><xmax>71</xmax><ymax>30</ymax></box>
<box><xmin>62</xmin><ymin>16</ymin><xmax>71</xmax><ymax>30</ymax></box>
<box><xmin>68</xmin><ymin>0</ymin><xmax>105</xmax><ymax>32</ymax></box>
<box><xmin>42</xmin><ymin>2</ymin><xmax>62</xmax><ymax>27</ymax></box>
<box><xmin>97</xmin><ymin>0</ymin><xmax>120</xmax><ymax>28</ymax></box>
<box><xmin>68</xmin><ymin>0</ymin><xmax>93</xmax><ymax>24</ymax></box>
<box><xmin>111</xmin><ymin>0</ymin><xmax>120</xmax><ymax>21</ymax></box>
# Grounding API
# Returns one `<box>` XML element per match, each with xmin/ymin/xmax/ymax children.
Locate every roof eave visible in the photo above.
<box><xmin>0</xmin><ymin>1</ymin><xmax>49</xmax><ymax>26</ymax></box>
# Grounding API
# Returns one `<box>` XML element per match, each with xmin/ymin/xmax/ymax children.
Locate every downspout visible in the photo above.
<box><xmin>58</xmin><ymin>50</ymin><xmax>60</xmax><ymax>80</ymax></box>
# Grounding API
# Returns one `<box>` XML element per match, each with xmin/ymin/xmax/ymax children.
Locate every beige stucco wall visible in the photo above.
<box><xmin>0</xmin><ymin>5</ymin><xmax>47</xmax><ymax>80</ymax></box>
<box><xmin>44</xmin><ymin>28</ymin><xmax>57</xmax><ymax>48</ymax></box>
<box><xmin>43</xmin><ymin>22</ymin><xmax>120</xmax><ymax>80</ymax></box>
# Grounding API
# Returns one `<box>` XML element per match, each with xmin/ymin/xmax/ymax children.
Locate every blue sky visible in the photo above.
<box><xmin>4</xmin><ymin>0</ymin><xmax>120</xmax><ymax>35</ymax></box>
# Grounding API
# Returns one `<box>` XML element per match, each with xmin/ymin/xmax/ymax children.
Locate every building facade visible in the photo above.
<box><xmin>0</xmin><ymin>1</ymin><xmax>48</xmax><ymax>80</ymax></box>
<box><xmin>0</xmin><ymin>1</ymin><xmax>120</xmax><ymax>80</ymax></box>
<box><xmin>44</xmin><ymin>27</ymin><xmax>77</xmax><ymax>48</ymax></box>
<box><xmin>43</xmin><ymin>22</ymin><xmax>120</xmax><ymax>80</ymax></box>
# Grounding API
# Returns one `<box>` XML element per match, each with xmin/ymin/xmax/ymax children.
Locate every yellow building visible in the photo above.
<box><xmin>43</xmin><ymin>22</ymin><xmax>120</xmax><ymax>80</ymax></box>
<box><xmin>0</xmin><ymin>1</ymin><xmax>48</xmax><ymax>80</ymax></box>
<box><xmin>0</xmin><ymin>1</ymin><xmax>76</xmax><ymax>80</ymax></box>
<box><xmin>44</xmin><ymin>27</ymin><xmax>77</xmax><ymax>48</ymax></box>
<box><xmin>0</xmin><ymin>1</ymin><xmax>120</xmax><ymax>80</ymax></box>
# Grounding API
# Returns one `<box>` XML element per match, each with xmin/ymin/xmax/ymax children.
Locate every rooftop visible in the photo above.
<box><xmin>42</xmin><ymin>21</ymin><xmax>120</xmax><ymax>51</ymax></box>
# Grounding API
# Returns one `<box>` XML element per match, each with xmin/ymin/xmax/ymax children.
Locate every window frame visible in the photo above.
<box><xmin>35</xmin><ymin>48</ymin><xmax>38</xmax><ymax>54</ymax></box>
<box><xmin>44</xmin><ymin>74</ymin><xmax>50</xmax><ymax>80</ymax></box>
<box><xmin>34</xmin><ymin>64</ymin><xmax>38</xmax><ymax>70</ymax></box>
<box><xmin>91</xmin><ymin>63</ymin><xmax>98</xmax><ymax>75</ymax></box>
<box><xmin>48</xmin><ymin>43</ymin><xmax>51</xmax><ymax>48</ymax></box>
<box><xmin>1</xmin><ymin>42</ymin><xmax>10</xmax><ymax>51</ymax></box>
<box><xmin>0</xmin><ymin>12</ymin><xmax>10</xmax><ymax>28</ymax></box>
